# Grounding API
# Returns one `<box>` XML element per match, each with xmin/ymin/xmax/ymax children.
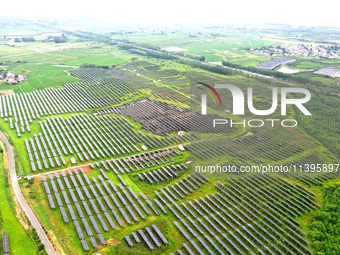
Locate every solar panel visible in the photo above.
<box><xmin>76</xmin><ymin>187</ymin><xmax>85</xmax><ymax>201</ymax></box>
<box><xmin>214</xmin><ymin>235</ymin><xmax>235</xmax><ymax>255</ymax></box>
<box><xmin>197</xmin><ymin>218</ymin><xmax>214</xmax><ymax>236</ymax></box>
<box><xmin>180</xmin><ymin>218</ymin><xmax>197</xmax><ymax>237</ymax></box>
<box><xmin>60</xmin><ymin>206</ymin><xmax>70</xmax><ymax>223</ymax></box>
<box><xmin>97</xmin><ymin>213</ymin><xmax>109</xmax><ymax>232</ymax></box>
<box><xmin>138</xmin><ymin>229</ymin><xmax>154</xmax><ymax>250</ymax></box>
<box><xmin>97</xmin><ymin>197</ymin><xmax>107</xmax><ymax>212</ymax></box>
<box><xmin>76</xmin><ymin>174</ymin><xmax>85</xmax><ymax>186</ymax></box>
<box><xmin>111</xmin><ymin>209</ymin><xmax>124</xmax><ymax>227</ymax></box>
<box><xmin>204</xmin><ymin>235</ymin><xmax>225</xmax><ymax>255</ymax></box>
<box><xmin>125</xmin><ymin>235</ymin><xmax>134</xmax><ymax>247</ymax></box>
<box><xmin>132</xmin><ymin>203</ymin><xmax>145</xmax><ymax>220</ymax></box>
<box><xmin>117</xmin><ymin>183</ymin><xmax>124</xmax><ymax>191</ymax></box>
<box><xmin>55</xmin><ymin>192</ymin><xmax>63</xmax><ymax>207</ymax></box>
<box><xmin>70</xmin><ymin>175</ymin><xmax>78</xmax><ymax>187</ymax></box>
<box><xmin>74</xmin><ymin>220</ymin><xmax>85</xmax><ymax>239</ymax></box>
<box><xmin>80</xmin><ymin>239</ymin><xmax>89</xmax><ymax>251</ymax></box>
<box><xmin>236</xmin><ymin>228</ymin><xmax>256</xmax><ymax>248</ymax></box>
<box><xmin>102</xmin><ymin>182</ymin><xmax>112</xmax><ymax>195</ymax></box>
<box><xmin>137</xmin><ymin>199</ymin><xmax>151</xmax><ymax>215</ymax></box>
<box><xmin>119</xmin><ymin>207</ymin><xmax>131</xmax><ymax>225</ymax></box>
<box><xmin>117</xmin><ymin>175</ymin><xmax>127</xmax><ymax>186</ymax></box>
<box><xmin>89</xmin><ymin>236</ymin><xmax>98</xmax><ymax>248</ymax></box>
<box><xmin>152</xmin><ymin>225</ymin><xmax>168</xmax><ymax>244</ymax></box>
<box><xmin>69</xmin><ymin>189</ymin><xmax>78</xmax><ymax>203</ymax></box>
<box><xmin>104</xmin><ymin>211</ymin><xmax>116</xmax><ymax>229</ymax></box>
<box><xmin>229</xmin><ymin>231</ymin><xmax>250</xmax><ymax>251</ymax></box>
<box><xmin>82</xmin><ymin>217</ymin><xmax>93</xmax><ymax>236</ymax></box>
<box><xmin>146</xmin><ymin>200</ymin><xmax>160</xmax><ymax>215</ymax></box>
<box><xmin>82</xmin><ymin>200</ymin><xmax>93</xmax><ymax>216</ymax></box>
<box><xmin>43</xmin><ymin>181</ymin><xmax>51</xmax><ymax>194</ymax></box>
<box><xmin>188</xmin><ymin>201</ymin><xmax>203</xmax><ymax>216</ymax></box>
<box><xmin>109</xmin><ymin>193</ymin><xmax>121</xmax><ymax>208</ymax></box>
<box><xmin>89</xmin><ymin>184</ymin><xmax>99</xmax><ymax>198</ymax></box>
<box><xmin>103</xmin><ymin>195</ymin><xmax>114</xmax><ymax>210</ymax></box>
<box><xmin>189</xmin><ymin>175</ymin><xmax>202</xmax><ymax>187</ymax></box>
<box><xmin>50</xmin><ymin>180</ymin><xmax>58</xmax><ymax>193</ymax></box>
<box><xmin>82</xmin><ymin>186</ymin><xmax>92</xmax><ymax>200</ymax></box>
<box><xmin>126</xmin><ymin>187</ymin><xmax>138</xmax><ymax>201</ymax></box>
<box><xmin>176</xmin><ymin>183</ymin><xmax>188</xmax><ymax>196</ymax></box>
<box><xmin>108</xmin><ymin>180</ymin><xmax>118</xmax><ymax>192</ymax></box>
<box><xmin>182</xmin><ymin>243</ymin><xmax>195</xmax><ymax>255</ymax></box>
<box><xmin>75</xmin><ymin>203</ymin><xmax>85</xmax><ymax>218</ymax></box>
<box><xmin>160</xmin><ymin>189</ymin><xmax>173</xmax><ymax>202</ymax></box>
<box><xmin>172</xmin><ymin>202</ymin><xmax>187</xmax><ymax>217</ymax></box>
<box><xmin>182</xmin><ymin>202</ymin><xmax>196</xmax><ymax>218</ymax></box>
<box><xmin>187</xmin><ymin>216</ymin><xmax>205</xmax><ymax>235</ymax></box>
<box><xmin>116</xmin><ymin>192</ymin><xmax>127</xmax><ymax>206</ymax></box>
<box><xmin>98</xmin><ymin>233</ymin><xmax>107</xmax><ymax>245</ymax></box>
<box><xmin>67</xmin><ymin>204</ymin><xmax>77</xmax><ymax>220</ymax></box>
<box><xmin>95</xmin><ymin>183</ymin><xmax>105</xmax><ymax>196</ymax></box>
<box><xmin>123</xmin><ymin>190</ymin><xmax>134</xmax><ymax>204</ymax></box>
<box><xmin>173</xmin><ymin>221</ymin><xmax>190</xmax><ymax>240</ymax></box>
<box><xmin>154</xmin><ymin>199</ymin><xmax>167</xmax><ymax>214</ymax></box>
<box><xmin>82</xmin><ymin>174</ymin><xmax>91</xmax><ymax>185</ymax></box>
<box><xmin>89</xmin><ymin>199</ymin><xmax>100</xmax><ymax>214</ymax></box>
<box><xmin>145</xmin><ymin>227</ymin><xmax>161</xmax><ymax>248</ymax></box>
<box><xmin>64</xmin><ymin>178</ymin><xmax>72</xmax><ymax>189</ymax></box>
<box><xmin>132</xmin><ymin>232</ymin><xmax>141</xmax><ymax>243</ymax></box>
<box><xmin>171</xmin><ymin>185</ymin><xmax>184</xmax><ymax>199</ymax></box>
<box><xmin>166</xmin><ymin>204</ymin><xmax>181</xmax><ymax>219</ymax></box>
<box><xmin>47</xmin><ymin>194</ymin><xmax>55</xmax><ymax>209</ymax></box>
<box><xmin>189</xmin><ymin>240</ymin><xmax>205</xmax><ymax>255</ymax></box>
<box><xmin>100</xmin><ymin>168</ymin><xmax>109</xmax><ymax>179</ymax></box>
<box><xmin>203</xmin><ymin>215</ymin><xmax>221</xmax><ymax>233</ymax></box>
<box><xmin>89</xmin><ymin>215</ymin><xmax>101</xmax><ymax>234</ymax></box>
<box><xmin>139</xmin><ymin>192</ymin><xmax>147</xmax><ymax>200</ymax></box>
<box><xmin>185</xmin><ymin>177</ymin><xmax>197</xmax><ymax>190</ymax></box>
<box><xmin>57</xmin><ymin>178</ymin><xmax>65</xmax><ymax>191</ymax></box>
<box><xmin>3</xmin><ymin>232</ymin><xmax>9</xmax><ymax>253</ymax></box>
<box><xmin>197</xmin><ymin>237</ymin><xmax>215</xmax><ymax>255</ymax></box>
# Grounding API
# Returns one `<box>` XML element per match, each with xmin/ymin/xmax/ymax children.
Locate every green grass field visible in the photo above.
<box><xmin>0</xmin><ymin>43</ymin><xmax>132</xmax><ymax>91</ymax></box>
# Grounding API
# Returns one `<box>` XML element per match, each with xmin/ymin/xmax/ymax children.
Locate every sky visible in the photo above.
<box><xmin>3</xmin><ymin>0</ymin><xmax>340</xmax><ymax>27</ymax></box>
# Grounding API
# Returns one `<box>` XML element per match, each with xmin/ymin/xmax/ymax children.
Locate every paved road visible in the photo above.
<box><xmin>0</xmin><ymin>131</ymin><xmax>57</xmax><ymax>255</ymax></box>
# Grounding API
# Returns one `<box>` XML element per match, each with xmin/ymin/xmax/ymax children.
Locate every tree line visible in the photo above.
<box><xmin>309</xmin><ymin>184</ymin><xmax>340</xmax><ymax>255</ymax></box>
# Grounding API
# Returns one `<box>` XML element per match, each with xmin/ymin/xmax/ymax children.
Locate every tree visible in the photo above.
<box><xmin>199</xmin><ymin>56</ymin><xmax>206</xmax><ymax>62</ymax></box>
<box><xmin>38</xmin><ymin>243</ymin><xmax>45</xmax><ymax>251</ymax></box>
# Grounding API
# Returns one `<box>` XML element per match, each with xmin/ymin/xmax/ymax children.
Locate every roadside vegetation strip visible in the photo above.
<box><xmin>0</xmin><ymin>131</ymin><xmax>57</xmax><ymax>255</ymax></box>
<box><xmin>0</xmin><ymin>140</ymin><xmax>37</xmax><ymax>255</ymax></box>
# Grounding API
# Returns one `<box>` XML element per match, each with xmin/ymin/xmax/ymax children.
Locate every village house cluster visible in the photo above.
<box><xmin>0</xmin><ymin>72</ymin><xmax>28</xmax><ymax>84</ymax></box>
<box><xmin>251</xmin><ymin>44</ymin><xmax>339</xmax><ymax>58</ymax></box>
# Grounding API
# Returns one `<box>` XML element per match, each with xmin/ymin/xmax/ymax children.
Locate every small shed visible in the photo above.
<box><xmin>178</xmin><ymin>145</ymin><xmax>185</xmax><ymax>151</ymax></box>
<box><xmin>70</xmin><ymin>158</ymin><xmax>77</xmax><ymax>165</ymax></box>
<box><xmin>178</xmin><ymin>131</ymin><xmax>185</xmax><ymax>136</ymax></box>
